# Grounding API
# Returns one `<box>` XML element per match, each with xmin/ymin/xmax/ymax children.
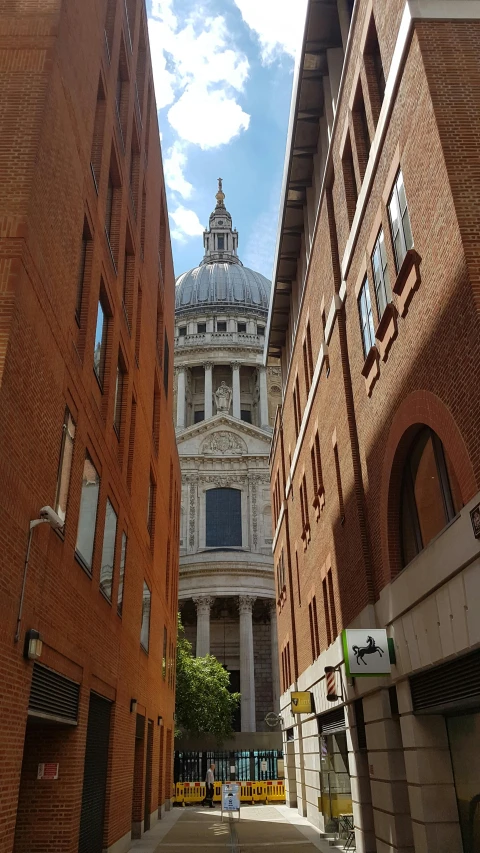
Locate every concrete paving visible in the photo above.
<box><xmin>128</xmin><ymin>805</ymin><xmax>341</xmax><ymax>853</ymax></box>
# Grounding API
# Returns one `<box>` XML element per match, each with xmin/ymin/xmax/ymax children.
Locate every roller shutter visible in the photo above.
<box><xmin>317</xmin><ymin>706</ymin><xmax>345</xmax><ymax>735</ymax></box>
<box><xmin>410</xmin><ymin>648</ymin><xmax>480</xmax><ymax>714</ymax></box>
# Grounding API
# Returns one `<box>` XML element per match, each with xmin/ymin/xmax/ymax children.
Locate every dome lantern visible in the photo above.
<box><xmin>201</xmin><ymin>179</ymin><xmax>240</xmax><ymax>267</ymax></box>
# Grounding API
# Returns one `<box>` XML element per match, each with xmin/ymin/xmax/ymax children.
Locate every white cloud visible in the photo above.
<box><xmin>148</xmin><ymin>18</ymin><xmax>177</xmax><ymax>110</ymax></box>
<box><xmin>168</xmin><ymin>85</ymin><xmax>250</xmax><ymax>150</ymax></box>
<box><xmin>148</xmin><ymin>3</ymin><xmax>250</xmax><ymax>150</ymax></box>
<box><xmin>164</xmin><ymin>141</ymin><xmax>193</xmax><ymax>199</ymax></box>
<box><xmin>169</xmin><ymin>205</ymin><xmax>205</xmax><ymax>243</ymax></box>
<box><xmin>232</xmin><ymin>0</ymin><xmax>308</xmax><ymax>62</ymax></box>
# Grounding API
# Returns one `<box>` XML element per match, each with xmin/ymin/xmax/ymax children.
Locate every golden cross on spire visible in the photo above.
<box><xmin>215</xmin><ymin>177</ymin><xmax>225</xmax><ymax>207</ymax></box>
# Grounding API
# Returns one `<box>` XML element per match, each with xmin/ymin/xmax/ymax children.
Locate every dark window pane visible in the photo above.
<box><xmin>206</xmin><ymin>487</ymin><xmax>242</xmax><ymax>547</ymax></box>
<box><xmin>76</xmin><ymin>454</ymin><xmax>100</xmax><ymax>569</ymax></box>
<box><xmin>197</xmin><ymin>323</ymin><xmax>206</xmax><ymax>333</ymax></box>
<box><xmin>117</xmin><ymin>531</ymin><xmax>127</xmax><ymax>615</ymax></box>
<box><xmin>94</xmin><ymin>301</ymin><xmax>107</xmax><ymax>383</ymax></box>
<box><xmin>241</xmin><ymin>410</ymin><xmax>252</xmax><ymax>423</ymax></box>
<box><xmin>55</xmin><ymin>409</ymin><xmax>76</xmax><ymax>523</ymax></box>
<box><xmin>217</xmin><ymin>322</ymin><xmax>227</xmax><ymax>332</ymax></box>
<box><xmin>100</xmin><ymin>499</ymin><xmax>117</xmax><ymax>600</ymax></box>
<box><xmin>194</xmin><ymin>410</ymin><xmax>204</xmax><ymax>423</ymax></box>
<box><xmin>400</xmin><ymin>428</ymin><xmax>459</xmax><ymax>567</ymax></box>
<box><xmin>217</xmin><ymin>235</ymin><xmax>224</xmax><ymax>250</ymax></box>
<box><xmin>141</xmin><ymin>581</ymin><xmax>151</xmax><ymax>651</ymax></box>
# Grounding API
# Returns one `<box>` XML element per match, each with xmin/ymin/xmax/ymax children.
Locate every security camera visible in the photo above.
<box><xmin>39</xmin><ymin>506</ymin><xmax>64</xmax><ymax>531</ymax></box>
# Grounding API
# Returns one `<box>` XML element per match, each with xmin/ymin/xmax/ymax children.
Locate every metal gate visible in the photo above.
<box><xmin>78</xmin><ymin>693</ymin><xmax>111</xmax><ymax>853</ymax></box>
<box><xmin>174</xmin><ymin>749</ymin><xmax>283</xmax><ymax>782</ymax></box>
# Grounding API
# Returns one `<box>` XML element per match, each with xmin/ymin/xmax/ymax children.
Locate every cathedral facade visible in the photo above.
<box><xmin>174</xmin><ymin>183</ymin><xmax>282</xmax><ymax>770</ymax></box>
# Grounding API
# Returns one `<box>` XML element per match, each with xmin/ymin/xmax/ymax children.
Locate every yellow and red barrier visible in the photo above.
<box><xmin>173</xmin><ymin>780</ymin><xmax>285</xmax><ymax>805</ymax></box>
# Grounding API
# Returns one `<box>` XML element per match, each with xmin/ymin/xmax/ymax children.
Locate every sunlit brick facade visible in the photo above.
<box><xmin>267</xmin><ymin>2</ymin><xmax>480</xmax><ymax>851</ymax></box>
<box><xmin>0</xmin><ymin>1</ymin><xmax>179</xmax><ymax>852</ymax></box>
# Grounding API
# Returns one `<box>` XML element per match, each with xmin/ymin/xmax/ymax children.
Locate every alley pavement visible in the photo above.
<box><xmin>128</xmin><ymin>804</ymin><xmax>341</xmax><ymax>853</ymax></box>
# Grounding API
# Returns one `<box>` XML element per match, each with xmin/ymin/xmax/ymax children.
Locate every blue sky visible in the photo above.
<box><xmin>147</xmin><ymin>0</ymin><xmax>307</xmax><ymax>280</ymax></box>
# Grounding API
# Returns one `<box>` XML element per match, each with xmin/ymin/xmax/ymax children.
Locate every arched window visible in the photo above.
<box><xmin>206</xmin><ymin>487</ymin><xmax>242</xmax><ymax>547</ymax></box>
<box><xmin>400</xmin><ymin>427</ymin><xmax>462</xmax><ymax>566</ymax></box>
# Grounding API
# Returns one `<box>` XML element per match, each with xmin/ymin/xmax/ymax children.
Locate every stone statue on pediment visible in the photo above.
<box><xmin>214</xmin><ymin>380</ymin><xmax>232</xmax><ymax>414</ymax></box>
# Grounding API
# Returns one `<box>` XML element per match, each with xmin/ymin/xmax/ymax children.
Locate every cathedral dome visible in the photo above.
<box><xmin>175</xmin><ymin>179</ymin><xmax>271</xmax><ymax>316</ymax></box>
<box><xmin>175</xmin><ymin>262</ymin><xmax>271</xmax><ymax>314</ymax></box>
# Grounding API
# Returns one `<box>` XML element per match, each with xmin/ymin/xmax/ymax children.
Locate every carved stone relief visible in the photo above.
<box><xmin>202</xmin><ymin>431</ymin><xmax>246</xmax><ymax>455</ymax></box>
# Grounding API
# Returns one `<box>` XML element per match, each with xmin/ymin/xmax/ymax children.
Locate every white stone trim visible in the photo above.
<box><xmin>272</xmin><ymin>502</ymin><xmax>285</xmax><ymax>552</ymax></box>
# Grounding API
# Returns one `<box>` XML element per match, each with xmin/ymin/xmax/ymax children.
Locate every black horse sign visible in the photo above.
<box><xmin>342</xmin><ymin>629</ymin><xmax>392</xmax><ymax>677</ymax></box>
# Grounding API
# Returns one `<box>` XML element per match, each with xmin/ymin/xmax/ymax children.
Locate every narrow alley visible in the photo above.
<box><xmin>129</xmin><ymin>805</ymin><xmax>344</xmax><ymax>853</ymax></box>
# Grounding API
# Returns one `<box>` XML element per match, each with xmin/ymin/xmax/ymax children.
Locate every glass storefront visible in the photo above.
<box><xmin>319</xmin><ymin>730</ymin><xmax>353</xmax><ymax>831</ymax></box>
<box><xmin>447</xmin><ymin>713</ymin><xmax>480</xmax><ymax>853</ymax></box>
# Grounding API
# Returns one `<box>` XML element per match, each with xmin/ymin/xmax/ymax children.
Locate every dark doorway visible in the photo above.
<box><xmin>144</xmin><ymin>719</ymin><xmax>154</xmax><ymax>831</ymax></box>
<box><xmin>158</xmin><ymin>723</ymin><xmax>165</xmax><ymax>818</ymax></box>
<box><xmin>78</xmin><ymin>693</ymin><xmax>111</xmax><ymax>853</ymax></box>
<box><xmin>132</xmin><ymin>713</ymin><xmax>145</xmax><ymax>839</ymax></box>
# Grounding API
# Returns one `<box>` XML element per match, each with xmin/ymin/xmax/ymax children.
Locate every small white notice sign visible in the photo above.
<box><xmin>342</xmin><ymin>629</ymin><xmax>391</xmax><ymax>677</ymax></box>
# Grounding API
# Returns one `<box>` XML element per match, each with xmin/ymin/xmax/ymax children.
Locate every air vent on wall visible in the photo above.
<box><xmin>410</xmin><ymin>648</ymin><xmax>480</xmax><ymax>714</ymax></box>
<box><xmin>29</xmin><ymin>663</ymin><xmax>80</xmax><ymax>724</ymax></box>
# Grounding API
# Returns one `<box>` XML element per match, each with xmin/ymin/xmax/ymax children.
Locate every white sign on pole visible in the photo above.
<box><xmin>260</xmin><ymin>760</ymin><xmax>267</xmax><ymax>772</ymax></box>
<box><xmin>342</xmin><ymin>629</ymin><xmax>392</xmax><ymax>677</ymax></box>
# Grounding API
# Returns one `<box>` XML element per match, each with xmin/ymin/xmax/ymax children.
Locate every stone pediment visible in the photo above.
<box><xmin>176</xmin><ymin>414</ymin><xmax>272</xmax><ymax>458</ymax></box>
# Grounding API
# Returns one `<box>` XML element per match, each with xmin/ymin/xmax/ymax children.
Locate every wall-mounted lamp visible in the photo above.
<box><xmin>130</xmin><ymin>698</ymin><xmax>138</xmax><ymax>714</ymax></box>
<box><xmin>24</xmin><ymin>629</ymin><xmax>43</xmax><ymax>661</ymax></box>
<box><xmin>157</xmin><ymin>715</ymin><xmax>163</xmax><ymax>727</ymax></box>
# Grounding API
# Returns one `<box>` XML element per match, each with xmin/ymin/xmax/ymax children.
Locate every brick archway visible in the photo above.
<box><xmin>380</xmin><ymin>390</ymin><xmax>477</xmax><ymax>579</ymax></box>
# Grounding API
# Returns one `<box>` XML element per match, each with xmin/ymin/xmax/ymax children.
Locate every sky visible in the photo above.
<box><xmin>146</xmin><ymin>0</ymin><xmax>308</xmax><ymax>281</ymax></box>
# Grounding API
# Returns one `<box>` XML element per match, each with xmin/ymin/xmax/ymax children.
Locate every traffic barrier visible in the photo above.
<box><xmin>174</xmin><ymin>780</ymin><xmax>285</xmax><ymax>805</ymax></box>
<box><xmin>266</xmin><ymin>782</ymin><xmax>285</xmax><ymax>803</ymax></box>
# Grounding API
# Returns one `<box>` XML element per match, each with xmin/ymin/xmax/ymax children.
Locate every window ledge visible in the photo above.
<box><xmin>74</xmin><ymin>550</ymin><xmax>92</xmax><ymax>578</ymax></box>
<box><xmin>313</xmin><ymin>489</ymin><xmax>325</xmax><ymax>519</ymax></box>
<box><xmin>393</xmin><ymin>248</ymin><xmax>421</xmax><ymax>316</ymax></box>
<box><xmin>361</xmin><ymin>345</ymin><xmax>380</xmax><ymax>396</ymax></box>
<box><xmin>301</xmin><ymin>523</ymin><xmax>311</xmax><ymax>550</ymax></box>
<box><xmin>375</xmin><ymin>302</ymin><xmax>398</xmax><ymax>362</ymax></box>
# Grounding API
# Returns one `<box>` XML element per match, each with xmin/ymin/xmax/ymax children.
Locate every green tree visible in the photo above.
<box><xmin>175</xmin><ymin>615</ymin><xmax>240</xmax><ymax>739</ymax></box>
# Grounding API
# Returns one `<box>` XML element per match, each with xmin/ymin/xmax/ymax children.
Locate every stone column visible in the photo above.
<box><xmin>232</xmin><ymin>362</ymin><xmax>241</xmax><ymax>419</ymax></box>
<box><xmin>269</xmin><ymin>601</ymin><xmax>280</xmax><ymax>712</ymax></box>
<box><xmin>259</xmin><ymin>366</ymin><xmax>269</xmax><ymax>429</ymax></box>
<box><xmin>176</xmin><ymin>367</ymin><xmax>186</xmax><ymax>429</ymax></box>
<box><xmin>204</xmin><ymin>362</ymin><xmax>213</xmax><ymax>419</ymax></box>
<box><xmin>239</xmin><ymin>595</ymin><xmax>256</xmax><ymax>731</ymax></box>
<box><xmin>193</xmin><ymin>596</ymin><xmax>214</xmax><ymax>657</ymax></box>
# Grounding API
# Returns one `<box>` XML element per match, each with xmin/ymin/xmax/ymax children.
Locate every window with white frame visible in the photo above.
<box><xmin>388</xmin><ymin>170</ymin><xmax>413</xmax><ymax>271</ymax></box>
<box><xmin>358</xmin><ymin>277</ymin><xmax>375</xmax><ymax>358</ymax></box>
<box><xmin>371</xmin><ymin>229</ymin><xmax>391</xmax><ymax>319</ymax></box>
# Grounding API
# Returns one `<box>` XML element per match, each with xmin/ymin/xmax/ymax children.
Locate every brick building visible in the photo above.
<box><xmin>0</xmin><ymin>1</ymin><xmax>179</xmax><ymax>852</ymax></box>
<box><xmin>266</xmin><ymin>1</ymin><xmax>480</xmax><ymax>851</ymax></box>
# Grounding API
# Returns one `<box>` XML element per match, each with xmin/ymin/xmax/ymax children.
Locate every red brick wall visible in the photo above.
<box><xmin>271</xmin><ymin>1</ymin><xmax>480</xmax><ymax>684</ymax></box>
<box><xmin>0</xmin><ymin>0</ymin><xmax>179</xmax><ymax>851</ymax></box>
